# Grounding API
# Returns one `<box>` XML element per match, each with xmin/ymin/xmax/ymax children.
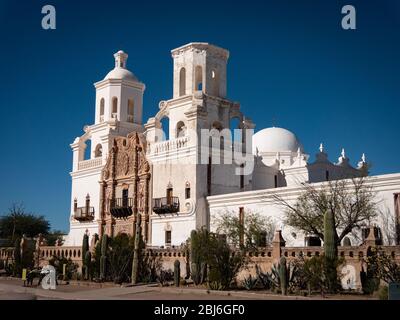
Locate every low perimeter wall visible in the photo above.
<box><xmin>1</xmin><ymin>228</ymin><xmax>400</xmax><ymax>292</ymax></box>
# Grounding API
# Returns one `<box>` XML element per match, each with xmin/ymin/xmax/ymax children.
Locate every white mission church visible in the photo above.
<box><xmin>64</xmin><ymin>42</ymin><xmax>400</xmax><ymax>248</ymax></box>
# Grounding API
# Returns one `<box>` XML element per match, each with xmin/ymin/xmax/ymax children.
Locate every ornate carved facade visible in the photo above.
<box><xmin>99</xmin><ymin>132</ymin><xmax>151</xmax><ymax>241</ymax></box>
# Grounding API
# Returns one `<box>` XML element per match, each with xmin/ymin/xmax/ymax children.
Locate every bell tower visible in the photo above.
<box><xmin>171</xmin><ymin>43</ymin><xmax>229</xmax><ymax>99</ymax></box>
<box><xmin>94</xmin><ymin>50</ymin><xmax>145</xmax><ymax>127</ymax></box>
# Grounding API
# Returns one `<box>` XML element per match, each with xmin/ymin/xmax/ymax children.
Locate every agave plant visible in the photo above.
<box><xmin>256</xmin><ymin>260</ymin><xmax>298</xmax><ymax>293</ymax></box>
<box><xmin>242</xmin><ymin>274</ymin><xmax>258</xmax><ymax>290</ymax></box>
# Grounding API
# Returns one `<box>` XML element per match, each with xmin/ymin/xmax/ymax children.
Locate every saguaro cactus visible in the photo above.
<box><xmin>324</xmin><ymin>210</ymin><xmax>337</xmax><ymax>260</ymax></box>
<box><xmin>279</xmin><ymin>256</ymin><xmax>288</xmax><ymax>295</ymax></box>
<box><xmin>100</xmin><ymin>234</ymin><xmax>108</xmax><ymax>281</ymax></box>
<box><xmin>174</xmin><ymin>260</ymin><xmax>180</xmax><ymax>287</ymax></box>
<box><xmin>323</xmin><ymin>209</ymin><xmax>339</xmax><ymax>292</ymax></box>
<box><xmin>131</xmin><ymin>213</ymin><xmax>142</xmax><ymax>284</ymax></box>
<box><xmin>82</xmin><ymin>233</ymin><xmax>89</xmax><ymax>267</ymax></box>
<box><xmin>189</xmin><ymin>229</ymin><xmax>207</xmax><ymax>285</ymax></box>
<box><xmin>84</xmin><ymin>251</ymin><xmax>92</xmax><ymax>280</ymax></box>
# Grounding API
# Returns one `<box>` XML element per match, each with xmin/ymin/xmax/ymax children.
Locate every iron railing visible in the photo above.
<box><xmin>152</xmin><ymin>196</ymin><xmax>180</xmax><ymax>214</ymax></box>
<box><xmin>74</xmin><ymin>207</ymin><xmax>95</xmax><ymax>221</ymax></box>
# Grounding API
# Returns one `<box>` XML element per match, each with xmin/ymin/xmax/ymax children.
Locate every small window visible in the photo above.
<box><xmin>274</xmin><ymin>175</ymin><xmax>278</xmax><ymax>188</ymax></box>
<box><xmin>325</xmin><ymin>170</ymin><xmax>329</xmax><ymax>181</ymax></box>
<box><xmin>165</xmin><ymin>231</ymin><xmax>172</xmax><ymax>246</ymax></box>
<box><xmin>185</xmin><ymin>186</ymin><xmax>190</xmax><ymax>199</ymax></box>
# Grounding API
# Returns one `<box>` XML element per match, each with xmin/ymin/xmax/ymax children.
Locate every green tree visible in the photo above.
<box><xmin>0</xmin><ymin>203</ymin><xmax>50</xmax><ymax>243</ymax></box>
<box><xmin>214</xmin><ymin>209</ymin><xmax>276</xmax><ymax>250</ymax></box>
<box><xmin>45</xmin><ymin>230</ymin><xmax>66</xmax><ymax>246</ymax></box>
<box><xmin>272</xmin><ymin>177</ymin><xmax>377</xmax><ymax>245</ymax></box>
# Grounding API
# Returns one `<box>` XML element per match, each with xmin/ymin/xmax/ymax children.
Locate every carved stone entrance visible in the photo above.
<box><xmin>99</xmin><ymin>132</ymin><xmax>151</xmax><ymax>242</ymax></box>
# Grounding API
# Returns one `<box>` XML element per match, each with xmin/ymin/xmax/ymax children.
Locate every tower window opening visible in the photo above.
<box><xmin>112</xmin><ymin>97</ymin><xmax>118</xmax><ymax>119</ymax></box>
<box><xmin>176</xmin><ymin>121</ymin><xmax>186</xmax><ymax>138</ymax></box>
<box><xmin>100</xmin><ymin>98</ymin><xmax>105</xmax><ymax>122</ymax></box>
<box><xmin>179</xmin><ymin>67</ymin><xmax>186</xmax><ymax>96</ymax></box>
<box><xmin>211</xmin><ymin>69</ymin><xmax>219</xmax><ymax>97</ymax></box>
<box><xmin>195</xmin><ymin>65</ymin><xmax>203</xmax><ymax>91</ymax></box>
<box><xmin>274</xmin><ymin>175</ymin><xmax>278</xmax><ymax>188</ymax></box>
<box><xmin>128</xmin><ymin>99</ymin><xmax>134</xmax><ymax>123</ymax></box>
<box><xmin>325</xmin><ymin>170</ymin><xmax>330</xmax><ymax>181</ymax></box>
<box><xmin>94</xmin><ymin>144</ymin><xmax>103</xmax><ymax>158</ymax></box>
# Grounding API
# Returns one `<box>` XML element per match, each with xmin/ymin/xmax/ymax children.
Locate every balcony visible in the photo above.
<box><xmin>110</xmin><ymin>198</ymin><xmax>133</xmax><ymax>219</ymax></box>
<box><xmin>77</xmin><ymin>158</ymin><xmax>103</xmax><ymax>171</ymax></box>
<box><xmin>127</xmin><ymin>114</ymin><xmax>134</xmax><ymax>123</ymax></box>
<box><xmin>152</xmin><ymin>197</ymin><xmax>180</xmax><ymax>215</ymax></box>
<box><xmin>74</xmin><ymin>207</ymin><xmax>95</xmax><ymax>221</ymax></box>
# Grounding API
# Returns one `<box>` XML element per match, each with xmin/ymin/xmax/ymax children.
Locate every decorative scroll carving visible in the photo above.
<box><xmin>99</xmin><ymin>132</ymin><xmax>151</xmax><ymax>241</ymax></box>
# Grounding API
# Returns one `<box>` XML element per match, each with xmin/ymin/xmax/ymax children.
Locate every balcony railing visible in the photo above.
<box><xmin>110</xmin><ymin>197</ymin><xmax>133</xmax><ymax>219</ymax></box>
<box><xmin>74</xmin><ymin>207</ymin><xmax>95</xmax><ymax>221</ymax></box>
<box><xmin>152</xmin><ymin>197</ymin><xmax>180</xmax><ymax>214</ymax></box>
<box><xmin>77</xmin><ymin>158</ymin><xmax>103</xmax><ymax>170</ymax></box>
<box><xmin>127</xmin><ymin>114</ymin><xmax>134</xmax><ymax>123</ymax></box>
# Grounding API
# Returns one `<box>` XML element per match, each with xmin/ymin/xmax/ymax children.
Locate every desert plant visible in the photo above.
<box><xmin>378</xmin><ymin>285</ymin><xmax>389</xmax><ymax>300</ymax></box>
<box><xmin>242</xmin><ymin>274</ymin><xmax>258</xmax><ymax>290</ymax></box>
<box><xmin>157</xmin><ymin>269</ymin><xmax>174</xmax><ymax>286</ymax></box>
<box><xmin>49</xmin><ymin>256</ymin><xmax>78</xmax><ymax>281</ymax></box>
<box><xmin>324</xmin><ymin>210</ymin><xmax>340</xmax><ymax>293</ymax></box>
<box><xmin>279</xmin><ymin>256</ymin><xmax>288</xmax><ymax>295</ymax></box>
<box><xmin>84</xmin><ymin>251</ymin><xmax>92</xmax><ymax>280</ymax></box>
<box><xmin>174</xmin><ymin>260</ymin><xmax>180</xmax><ymax>287</ymax></box>
<box><xmin>108</xmin><ymin>233</ymin><xmax>134</xmax><ymax>284</ymax></box>
<box><xmin>99</xmin><ymin>234</ymin><xmax>108</xmax><ymax>281</ymax></box>
<box><xmin>255</xmin><ymin>264</ymin><xmax>272</xmax><ymax>290</ymax></box>
<box><xmin>208</xmin><ymin>281</ymin><xmax>224</xmax><ymax>290</ymax></box>
<box><xmin>82</xmin><ymin>233</ymin><xmax>89</xmax><ymax>271</ymax></box>
<box><xmin>189</xmin><ymin>229</ymin><xmax>209</xmax><ymax>285</ymax></box>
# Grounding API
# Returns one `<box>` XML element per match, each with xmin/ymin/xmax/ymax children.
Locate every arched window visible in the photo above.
<box><xmin>94</xmin><ymin>144</ymin><xmax>102</xmax><ymax>158</ymax></box>
<box><xmin>176</xmin><ymin>121</ymin><xmax>186</xmax><ymax>138</ymax></box>
<box><xmin>179</xmin><ymin>67</ymin><xmax>186</xmax><ymax>96</ymax></box>
<box><xmin>211</xmin><ymin>69</ymin><xmax>220</xmax><ymax>97</ymax></box>
<box><xmin>128</xmin><ymin>99</ymin><xmax>134</xmax><ymax>123</ymax></box>
<box><xmin>100</xmin><ymin>98</ymin><xmax>105</xmax><ymax>122</ymax></box>
<box><xmin>195</xmin><ymin>65</ymin><xmax>203</xmax><ymax>91</ymax></box>
<box><xmin>112</xmin><ymin>97</ymin><xmax>118</xmax><ymax>119</ymax></box>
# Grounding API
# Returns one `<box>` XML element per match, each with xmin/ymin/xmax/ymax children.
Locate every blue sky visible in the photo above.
<box><xmin>0</xmin><ymin>0</ymin><xmax>399</xmax><ymax>231</ymax></box>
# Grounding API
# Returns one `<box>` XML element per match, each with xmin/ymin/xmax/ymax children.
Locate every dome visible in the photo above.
<box><xmin>252</xmin><ymin>127</ymin><xmax>303</xmax><ymax>154</ymax></box>
<box><xmin>104</xmin><ymin>67</ymin><xmax>138</xmax><ymax>81</ymax></box>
